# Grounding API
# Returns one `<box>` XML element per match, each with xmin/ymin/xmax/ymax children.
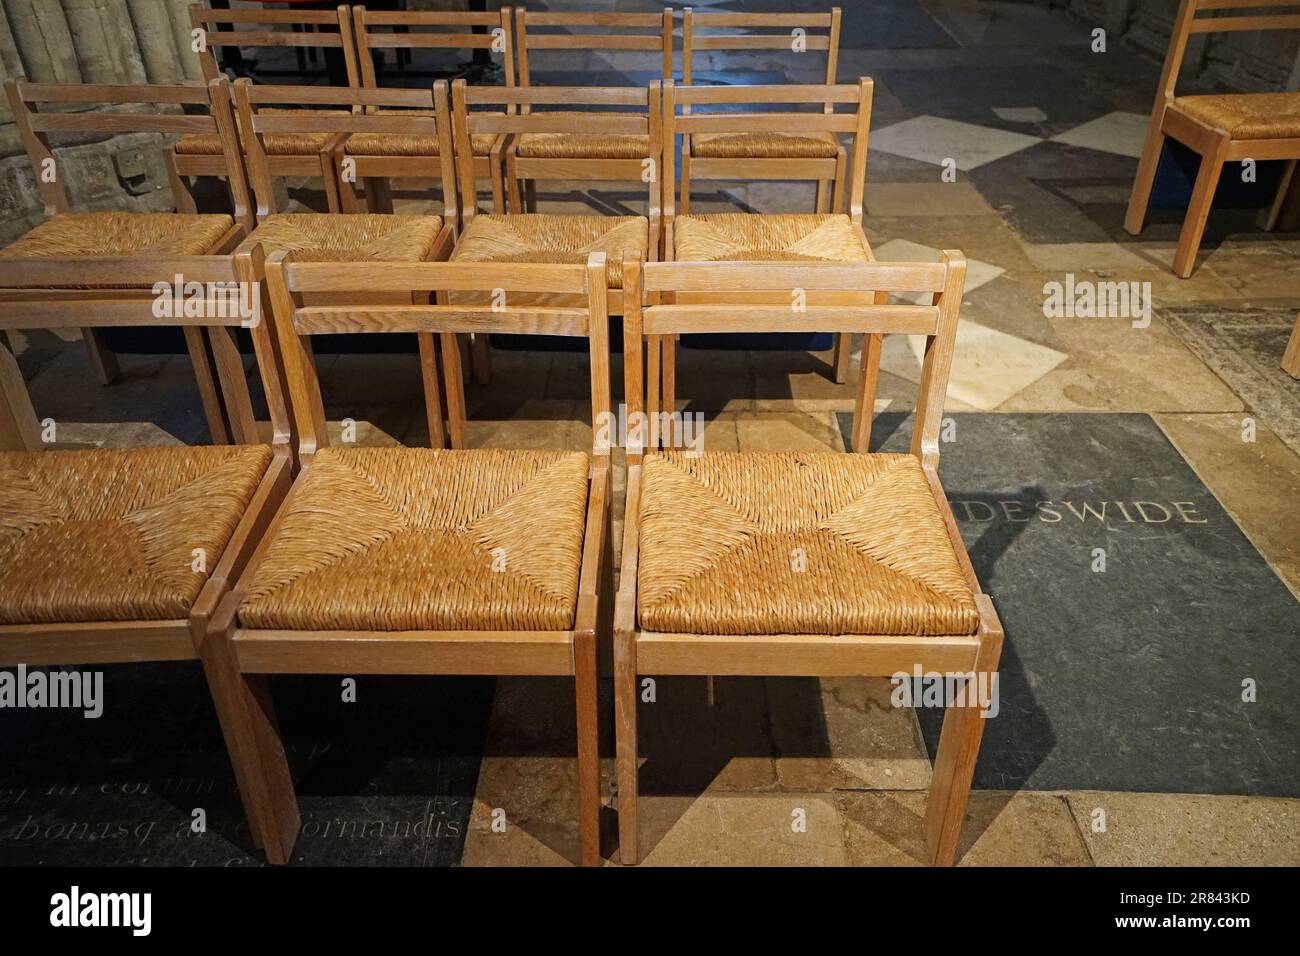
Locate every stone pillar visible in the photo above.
<box><xmin>61</xmin><ymin>0</ymin><xmax>147</xmax><ymax>83</ymax></box>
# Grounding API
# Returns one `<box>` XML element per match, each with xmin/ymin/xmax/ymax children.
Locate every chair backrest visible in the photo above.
<box><xmin>622</xmin><ymin>251</ymin><xmax>966</xmax><ymax>466</ymax></box>
<box><xmin>188</xmin><ymin>3</ymin><xmax>360</xmax><ymax>86</ymax></box>
<box><xmin>1156</xmin><ymin>0</ymin><xmax>1300</xmax><ymax>101</ymax></box>
<box><xmin>664</xmin><ymin>77</ymin><xmax>872</xmax><ymax>219</ymax></box>
<box><xmin>353</xmin><ymin>6</ymin><xmax>516</xmax><ymax>89</ymax></box>
<box><xmin>682</xmin><ymin>7</ymin><xmax>840</xmax><ymax>89</ymax></box>
<box><xmin>6</xmin><ymin>76</ymin><xmax>252</xmax><ymax>228</ymax></box>
<box><xmin>232</xmin><ymin>79</ymin><xmax>458</xmax><ymax>225</ymax></box>
<box><xmin>514</xmin><ymin>8</ymin><xmax>673</xmax><ymax>85</ymax></box>
<box><xmin>450</xmin><ymin>78</ymin><xmax>662</xmax><ymax>222</ymax></box>
<box><xmin>263</xmin><ymin>251</ymin><xmax>611</xmax><ymax>464</ymax></box>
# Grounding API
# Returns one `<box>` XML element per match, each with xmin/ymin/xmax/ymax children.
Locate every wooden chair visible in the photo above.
<box><xmin>681</xmin><ymin>6</ymin><xmax>845</xmax><ymax>214</ymax></box>
<box><xmin>173</xmin><ymin>3</ymin><xmax>360</xmax><ymax>215</ymax></box>
<box><xmin>2</xmin><ymin>77</ymin><xmax>264</xmax><ymax>448</ymax></box>
<box><xmin>232</xmin><ymin>79</ymin><xmax>459</xmax><ymax>452</ymax></box>
<box><xmin>661</xmin><ymin>77</ymin><xmax>878</xmax><ymax>418</ymax></box>
<box><xmin>348</xmin><ymin>5</ymin><xmax>515</xmax><ymax>214</ymax></box>
<box><xmin>1125</xmin><ymin>0</ymin><xmax>1300</xmax><ymax>277</ymax></box>
<box><xmin>448</xmin><ymin>78</ymin><xmax>661</xmax><ymax>402</ymax></box>
<box><xmin>0</xmin><ymin>78</ymin><xmax>298</xmax><ymax>861</ymax></box>
<box><xmin>510</xmin><ymin>7</ymin><xmax>672</xmax><ymax>212</ymax></box>
<box><xmin>616</xmin><ymin>251</ymin><xmax>1003</xmax><ymax>866</ymax></box>
<box><xmin>203</xmin><ymin>250</ymin><xmax>614</xmax><ymax>867</ymax></box>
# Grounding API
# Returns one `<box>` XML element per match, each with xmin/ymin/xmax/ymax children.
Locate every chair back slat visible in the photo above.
<box><xmin>1155</xmin><ymin>0</ymin><xmax>1300</xmax><ymax>102</ymax></box>
<box><xmin>233</xmin><ymin>79</ymin><xmax>457</xmax><ymax>224</ymax></box>
<box><xmin>664</xmin><ymin>77</ymin><xmax>872</xmax><ymax>220</ymax></box>
<box><xmin>188</xmin><ymin>3</ymin><xmax>359</xmax><ymax>86</ymax></box>
<box><xmin>353</xmin><ymin>6</ymin><xmax>515</xmax><ymax>89</ymax></box>
<box><xmin>6</xmin><ymin>77</ymin><xmax>251</xmax><ymax>226</ymax></box>
<box><xmin>264</xmin><ymin>252</ymin><xmax>611</xmax><ymax>461</ymax></box>
<box><xmin>516</xmin><ymin>8</ymin><xmax>673</xmax><ymax>84</ymax></box>
<box><xmin>451</xmin><ymin>79</ymin><xmax>662</xmax><ymax>223</ymax></box>
<box><xmin>623</xmin><ymin>253</ymin><xmax>966</xmax><ymax>465</ymax></box>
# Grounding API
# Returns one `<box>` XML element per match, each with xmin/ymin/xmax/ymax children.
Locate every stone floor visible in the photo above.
<box><xmin>5</xmin><ymin>0</ymin><xmax>1300</xmax><ymax>866</ymax></box>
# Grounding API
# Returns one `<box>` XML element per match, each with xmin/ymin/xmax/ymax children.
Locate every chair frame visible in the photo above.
<box><xmin>204</xmin><ymin>250</ymin><xmax>614</xmax><ymax>866</ymax></box>
<box><xmin>2</xmin><ymin>77</ymin><xmax>270</xmax><ymax>449</ymax></box>
<box><xmin>681</xmin><ymin>6</ymin><xmax>845</xmax><ymax>215</ymax></box>
<box><xmin>1284</xmin><ymin>309</ymin><xmax>1300</xmax><ymax>377</ymax></box>
<box><xmin>173</xmin><ymin>4</ymin><xmax>361</xmax><ymax>216</ymax></box>
<box><xmin>659</xmin><ymin>77</ymin><xmax>877</xmax><ymax>421</ymax></box>
<box><xmin>232</xmin><ymin>79</ymin><xmax>460</xmax><ymax>454</ymax></box>
<box><xmin>615</xmin><ymin>251</ymin><xmax>1004</xmax><ymax>866</ymax></box>
<box><xmin>450</xmin><ymin>78</ymin><xmax>662</xmax><ymax>409</ymax></box>
<box><xmin>510</xmin><ymin>8</ymin><xmax>673</xmax><ymax>213</ymax></box>
<box><xmin>348</xmin><ymin>5</ymin><xmax>515</xmax><ymax>215</ymax></box>
<box><xmin>0</xmin><ymin>77</ymin><xmax>298</xmax><ymax>859</ymax></box>
<box><xmin>1125</xmin><ymin>0</ymin><xmax>1300</xmax><ymax>277</ymax></box>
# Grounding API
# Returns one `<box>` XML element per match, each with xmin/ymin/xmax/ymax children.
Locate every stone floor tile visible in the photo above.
<box><xmin>871</xmin><ymin>115</ymin><xmax>1043</xmax><ymax>171</ymax></box>
<box><xmin>1050</xmin><ymin>111</ymin><xmax>1149</xmax><ymax>158</ymax></box>
<box><xmin>838</xmin><ymin>790</ymin><xmax>1093</xmax><ymax>866</ymax></box>
<box><xmin>1065</xmin><ymin>791</ymin><xmax>1300</xmax><ymax>866</ymax></box>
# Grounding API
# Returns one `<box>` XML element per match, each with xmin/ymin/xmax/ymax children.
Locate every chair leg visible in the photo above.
<box><xmin>506</xmin><ymin>154</ymin><xmax>523</xmax><ymax>214</ymax></box>
<box><xmin>439</xmin><ymin>330</ymin><xmax>467</xmax><ymax>449</ymax></box>
<box><xmin>923</xmin><ymin>623</ymin><xmax>1002</xmax><ymax>866</ymax></box>
<box><xmin>850</xmin><ymin>332</ymin><xmax>881</xmax><ymax>453</ymax></box>
<box><xmin>1124</xmin><ymin>112</ymin><xmax>1166</xmax><ymax>235</ymax></box>
<box><xmin>524</xmin><ymin>179</ymin><xmax>537</xmax><ymax>213</ymax></box>
<box><xmin>1172</xmin><ymin>135</ymin><xmax>1229</xmax><ymax>278</ymax></box>
<box><xmin>831</xmin><ymin>149</ymin><xmax>846</xmax><ymax>214</ymax></box>
<box><xmin>831</xmin><ymin>333</ymin><xmax>851</xmax><ymax>384</ymax></box>
<box><xmin>661</xmin><ymin>335</ymin><xmax>676</xmax><ymax>448</ymax></box>
<box><xmin>198</xmin><ymin>626</ymin><xmax>300</xmax><ymax>864</ymax></box>
<box><xmin>1283</xmin><ymin>311</ymin><xmax>1300</xmax><ymax>379</ymax></box>
<box><xmin>364</xmin><ymin>177</ymin><xmax>394</xmax><ymax>214</ymax></box>
<box><xmin>1265</xmin><ymin>158</ymin><xmax>1297</xmax><ymax>232</ymax></box>
<box><xmin>0</xmin><ymin>330</ymin><xmax>41</xmax><ymax>452</ymax></box>
<box><xmin>680</xmin><ymin>151</ymin><xmax>691</xmax><ymax>215</ymax></box>
<box><xmin>489</xmin><ymin>166</ymin><xmax>505</xmax><ymax>215</ymax></box>
<box><xmin>646</xmin><ymin>336</ymin><xmax>662</xmax><ymax>443</ymax></box>
<box><xmin>166</xmin><ymin>151</ymin><xmax>199</xmax><ymax>214</ymax></box>
<box><xmin>417</xmin><ymin>332</ymin><xmax>447</xmax><ymax>448</ymax></box>
<box><xmin>83</xmin><ymin>328</ymin><xmax>119</xmax><ymax>385</ymax></box>
<box><xmin>816</xmin><ymin>178</ymin><xmax>829</xmax><ymax>213</ymax></box>
<box><xmin>471</xmin><ymin>332</ymin><xmax>492</xmax><ymax>385</ymax></box>
<box><xmin>183</xmin><ymin>326</ymin><xmax>232</xmax><ymax>445</ymax></box>
<box><xmin>208</xmin><ymin>326</ymin><xmax>257</xmax><ymax>444</ymax></box>
<box><xmin>614</xmin><ymin>625</ymin><xmax>639</xmax><ymax>864</ymax></box>
<box><xmin>575</xmin><ymin>628</ymin><xmax>601</xmax><ymax>867</ymax></box>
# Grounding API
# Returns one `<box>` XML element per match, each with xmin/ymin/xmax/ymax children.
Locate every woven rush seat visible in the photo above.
<box><xmin>691</xmin><ymin>131</ymin><xmax>839</xmax><ymax>159</ymax></box>
<box><xmin>450</xmin><ymin>214</ymin><xmax>647</xmax><ymax>289</ymax></box>
<box><xmin>674</xmin><ymin>213</ymin><xmax>868</xmax><ymax>262</ymax></box>
<box><xmin>517</xmin><ymin>118</ymin><xmax>650</xmax><ymax>159</ymax></box>
<box><xmin>1</xmin><ymin>212</ymin><xmax>233</xmax><ymax>261</ymax></box>
<box><xmin>346</xmin><ymin>110</ymin><xmax>498</xmax><ymax>156</ymax></box>
<box><xmin>1172</xmin><ymin>92</ymin><xmax>1300</xmax><ymax>140</ymax></box>
<box><xmin>176</xmin><ymin>109</ymin><xmax>347</xmax><ymax>155</ymax></box>
<box><xmin>245</xmin><ymin>214</ymin><xmax>443</xmax><ymax>261</ymax></box>
<box><xmin>636</xmin><ymin>451</ymin><xmax>979</xmax><ymax>636</ymax></box>
<box><xmin>238</xmin><ymin>447</ymin><xmax>591</xmax><ymax>631</ymax></box>
<box><xmin>0</xmin><ymin>445</ymin><xmax>272</xmax><ymax>625</ymax></box>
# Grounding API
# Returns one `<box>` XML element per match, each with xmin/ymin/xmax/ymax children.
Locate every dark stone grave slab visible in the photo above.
<box><xmin>837</xmin><ymin>411</ymin><xmax>1300</xmax><ymax>796</ymax></box>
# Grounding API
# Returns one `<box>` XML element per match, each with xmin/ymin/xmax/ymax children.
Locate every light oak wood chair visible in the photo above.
<box><xmin>347</xmin><ymin>5</ymin><xmax>515</xmax><ymax>214</ymax></box>
<box><xmin>616</xmin><ymin>251</ymin><xmax>1003</xmax><ymax>866</ymax></box>
<box><xmin>174</xmin><ymin>3</ymin><xmax>361</xmax><ymax>216</ymax></box>
<box><xmin>681</xmin><ymin>6</ymin><xmax>845</xmax><ymax>214</ymax></box>
<box><xmin>0</xmin><ymin>78</ymin><xmax>298</xmax><ymax>861</ymax></box>
<box><xmin>1</xmin><ymin>77</ymin><xmax>264</xmax><ymax>449</ymax></box>
<box><xmin>231</xmin><ymin>79</ymin><xmax>459</xmax><ymax>453</ymax></box>
<box><xmin>448</xmin><ymin>77</ymin><xmax>661</xmax><ymax>401</ymax></box>
<box><xmin>660</xmin><ymin>77</ymin><xmax>879</xmax><ymax>423</ymax></box>
<box><xmin>510</xmin><ymin>7</ymin><xmax>672</xmax><ymax>212</ymax></box>
<box><xmin>1125</xmin><ymin>0</ymin><xmax>1300</xmax><ymax>277</ymax></box>
<box><xmin>204</xmin><ymin>249</ymin><xmax>614</xmax><ymax>866</ymax></box>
